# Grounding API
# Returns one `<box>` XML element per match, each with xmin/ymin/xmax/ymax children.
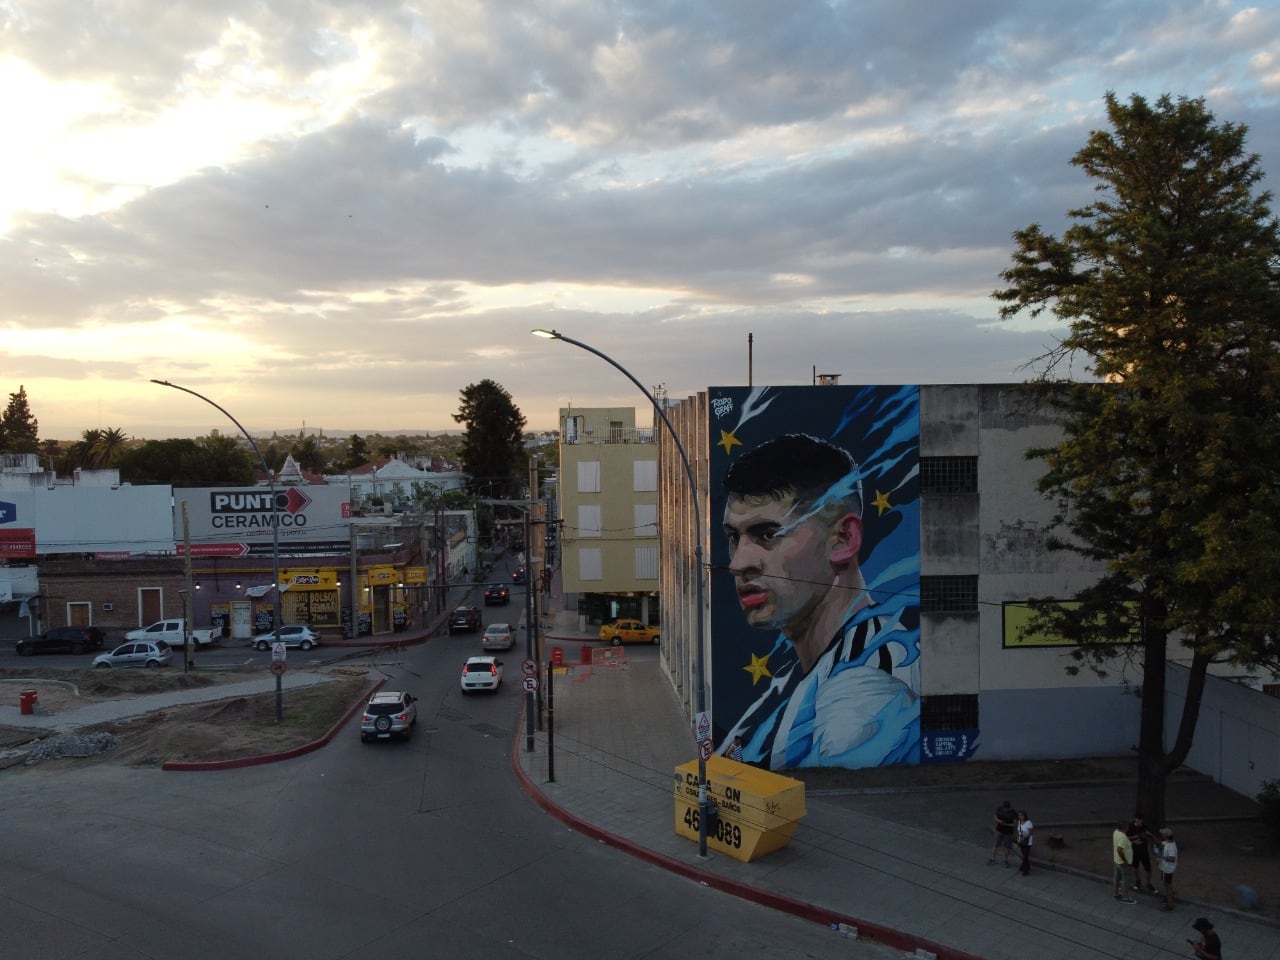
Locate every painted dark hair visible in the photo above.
<box><xmin>724</xmin><ymin>433</ymin><xmax>862</xmax><ymax>515</ymax></box>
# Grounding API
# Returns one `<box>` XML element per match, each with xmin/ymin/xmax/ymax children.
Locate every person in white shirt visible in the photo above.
<box><xmin>1156</xmin><ymin>826</ymin><xmax>1178</xmax><ymax>910</ymax></box>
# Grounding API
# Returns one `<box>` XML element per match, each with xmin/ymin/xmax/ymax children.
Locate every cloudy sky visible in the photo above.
<box><xmin>3</xmin><ymin>1</ymin><xmax>1278</xmax><ymax>440</ymax></box>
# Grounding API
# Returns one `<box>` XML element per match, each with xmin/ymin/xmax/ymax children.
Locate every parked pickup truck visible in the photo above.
<box><xmin>124</xmin><ymin>619</ymin><xmax>220</xmax><ymax>647</ymax></box>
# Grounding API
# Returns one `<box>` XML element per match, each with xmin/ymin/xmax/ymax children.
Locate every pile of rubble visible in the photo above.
<box><xmin>21</xmin><ymin>732</ymin><xmax>119</xmax><ymax>765</ymax></box>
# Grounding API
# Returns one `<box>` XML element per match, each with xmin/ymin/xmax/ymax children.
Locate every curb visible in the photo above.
<box><xmin>162</xmin><ymin>677</ymin><xmax>386</xmax><ymax>772</ymax></box>
<box><xmin>507</xmin><ymin>712</ymin><xmax>983</xmax><ymax>960</ymax></box>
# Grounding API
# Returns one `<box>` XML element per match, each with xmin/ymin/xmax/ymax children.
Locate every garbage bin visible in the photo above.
<box><xmin>674</xmin><ymin>755</ymin><xmax>807</xmax><ymax>862</ymax></box>
<box><xmin>18</xmin><ymin>690</ymin><xmax>38</xmax><ymax>715</ymax></box>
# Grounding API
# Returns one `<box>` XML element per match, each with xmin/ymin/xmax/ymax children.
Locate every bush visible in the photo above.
<box><xmin>1257</xmin><ymin>779</ymin><xmax>1280</xmax><ymax>844</ymax></box>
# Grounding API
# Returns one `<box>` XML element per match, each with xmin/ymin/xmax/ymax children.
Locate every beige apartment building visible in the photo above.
<box><xmin>556</xmin><ymin>406</ymin><xmax>660</xmax><ymax>629</ymax></box>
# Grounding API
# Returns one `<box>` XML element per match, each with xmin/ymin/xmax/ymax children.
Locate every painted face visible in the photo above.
<box><xmin>723</xmin><ymin>492</ymin><xmax>836</xmax><ymax>635</ymax></box>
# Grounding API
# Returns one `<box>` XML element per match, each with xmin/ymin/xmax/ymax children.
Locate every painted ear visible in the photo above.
<box><xmin>828</xmin><ymin>513</ymin><xmax>863</xmax><ymax>564</ymax></box>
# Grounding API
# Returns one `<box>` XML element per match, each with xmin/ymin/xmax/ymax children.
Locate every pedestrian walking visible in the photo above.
<box><xmin>1113</xmin><ymin>821</ymin><xmax>1137</xmax><ymax>903</ymax></box>
<box><xmin>1016</xmin><ymin>809</ymin><xmax>1034</xmax><ymax>875</ymax></box>
<box><xmin>1156</xmin><ymin>827</ymin><xmax>1178</xmax><ymax>911</ymax></box>
<box><xmin>1127</xmin><ymin>812</ymin><xmax>1156</xmax><ymax>893</ymax></box>
<box><xmin>989</xmin><ymin>799</ymin><xmax>1016</xmax><ymax>866</ymax></box>
<box><xmin>1188</xmin><ymin>916</ymin><xmax>1221</xmax><ymax>960</ymax></box>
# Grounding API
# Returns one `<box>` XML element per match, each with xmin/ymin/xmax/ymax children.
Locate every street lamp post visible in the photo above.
<box><xmin>151</xmin><ymin>380</ymin><xmax>284</xmax><ymax>718</ymax></box>
<box><xmin>531</xmin><ymin>328</ymin><xmax>711</xmax><ymax>858</ymax></box>
<box><xmin>481</xmin><ymin>498</ymin><xmax>540</xmax><ymax>752</ymax></box>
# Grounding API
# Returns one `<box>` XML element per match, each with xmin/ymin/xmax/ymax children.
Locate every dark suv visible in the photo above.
<box><xmin>449</xmin><ymin>605</ymin><xmax>482</xmax><ymax>634</ymax></box>
<box><xmin>16</xmin><ymin>626</ymin><xmax>107</xmax><ymax>656</ymax></box>
<box><xmin>484</xmin><ymin>584</ymin><xmax>510</xmax><ymax>606</ymax></box>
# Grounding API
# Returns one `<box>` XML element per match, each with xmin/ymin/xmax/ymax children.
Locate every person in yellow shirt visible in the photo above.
<box><xmin>1112</xmin><ymin>821</ymin><xmax>1137</xmax><ymax>903</ymax></box>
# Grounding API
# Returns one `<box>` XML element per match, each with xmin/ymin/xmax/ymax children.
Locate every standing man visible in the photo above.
<box><xmin>1113</xmin><ymin>821</ymin><xmax>1138</xmax><ymax>904</ymax></box>
<box><xmin>717</xmin><ymin>433</ymin><xmax>919</xmax><ymax>770</ymax></box>
<box><xmin>1127</xmin><ymin>812</ymin><xmax>1156</xmax><ymax>893</ymax></box>
<box><xmin>1016</xmin><ymin>809</ymin><xmax>1034</xmax><ymax>876</ymax></box>
<box><xmin>1189</xmin><ymin>917</ymin><xmax>1222</xmax><ymax>960</ymax></box>
<box><xmin>1156</xmin><ymin>827</ymin><xmax>1178</xmax><ymax>911</ymax></box>
<box><xmin>989</xmin><ymin>799</ymin><xmax>1017</xmax><ymax>867</ymax></box>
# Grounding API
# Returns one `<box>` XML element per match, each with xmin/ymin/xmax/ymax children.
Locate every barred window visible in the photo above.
<box><xmin>921</xmin><ymin>694</ymin><xmax>979</xmax><ymax>731</ymax></box>
<box><xmin>920</xmin><ymin>456</ymin><xmax>978</xmax><ymax>494</ymax></box>
<box><xmin>920</xmin><ymin>575</ymin><xmax>978</xmax><ymax>612</ymax></box>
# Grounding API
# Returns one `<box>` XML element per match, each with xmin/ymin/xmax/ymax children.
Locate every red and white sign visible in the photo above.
<box><xmin>521</xmin><ymin>676</ymin><xmax>539</xmax><ymax>693</ymax></box>
<box><xmin>698</xmin><ymin>738</ymin><xmax>714</xmax><ymax>761</ymax></box>
<box><xmin>176</xmin><ymin>542</ymin><xmax>250</xmax><ymax>557</ymax></box>
<box><xmin>0</xmin><ymin>528</ymin><xmax>36</xmax><ymax>558</ymax></box>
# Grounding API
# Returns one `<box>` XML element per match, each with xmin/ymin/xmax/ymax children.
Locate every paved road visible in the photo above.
<box><xmin>0</xmin><ymin>623</ymin><xmax>897</xmax><ymax>960</ymax></box>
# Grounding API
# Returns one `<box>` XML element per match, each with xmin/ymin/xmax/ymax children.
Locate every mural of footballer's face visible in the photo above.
<box><xmin>723</xmin><ymin>491</ymin><xmax>837</xmax><ymax>637</ymax></box>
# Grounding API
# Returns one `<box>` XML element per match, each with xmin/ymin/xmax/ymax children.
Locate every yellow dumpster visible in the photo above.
<box><xmin>674</xmin><ymin>755</ymin><xmax>806</xmax><ymax>862</ymax></box>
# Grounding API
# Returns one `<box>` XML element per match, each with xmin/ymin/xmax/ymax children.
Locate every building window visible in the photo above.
<box><xmin>634</xmin><ymin>460</ymin><xmax>657</xmax><ymax>492</ymax></box>
<box><xmin>634</xmin><ymin>503</ymin><xmax>657</xmax><ymax>537</ymax></box>
<box><xmin>635</xmin><ymin>546</ymin><xmax>658</xmax><ymax>580</ymax></box>
<box><xmin>579</xmin><ymin>548</ymin><xmax>602</xmax><ymax>581</ymax></box>
<box><xmin>921</xmin><ymin>694</ymin><xmax>979</xmax><ymax>730</ymax></box>
<box><xmin>577</xmin><ymin>460</ymin><xmax>601</xmax><ymax>493</ymax></box>
<box><xmin>920</xmin><ymin>575</ymin><xmax>978</xmax><ymax>612</ymax></box>
<box><xmin>920</xmin><ymin>456</ymin><xmax>978</xmax><ymax>494</ymax></box>
<box><xmin>578</xmin><ymin>504</ymin><xmax>602</xmax><ymax>538</ymax></box>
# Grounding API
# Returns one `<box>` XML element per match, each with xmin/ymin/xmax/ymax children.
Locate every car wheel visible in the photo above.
<box><xmin>375</xmin><ymin>716</ymin><xmax>392</xmax><ymax>734</ymax></box>
<box><xmin>610</xmin><ymin>636</ymin><xmax>622</xmax><ymax>646</ymax></box>
<box><xmin>145</xmin><ymin>659</ymin><xmax>159</xmax><ymax>668</ymax></box>
<box><xmin>651</xmin><ymin>635</ymin><xmax>661</xmax><ymax>645</ymax></box>
<box><xmin>71</xmin><ymin>641</ymin><xmax>85</xmax><ymax>654</ymax></box>
<box><xmin>96</xmin><ymin>662</ymin><xmax>110</xmax><ymax>669</ymax></box>
<box><xmin>256</xmin><ymin>640</ymin><xmax>269</xmax><ymax>651</ymax></box>
<box><xmin>360</xmin><ymin>733</ymin><xmax>369</xmax><ymax>742</ymax></box>
<box><xmin>300</xmin><ymin>640</ymin><xmax>313</xmax><ymax>651</ymax></box>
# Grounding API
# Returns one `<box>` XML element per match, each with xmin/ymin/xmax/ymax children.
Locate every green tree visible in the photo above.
<box><xmin>993</xmin><ymin>92</ymin><xmax>1280</xmax><ymax>825</ymax></box>
<box><xmin>343</xmin><ymin>433</ymin><xmax>370</xmax><ymax>471</ymax></box>
<box><xmin>117</xmin><ymin>436</ymin><xmax>254</xmax><ymax>486</ymax></box>
<box><xmin>0</xmin><ymin>385</ymin><xmax>39</xmax><ymax>452</ymax></box>
<box><xmin>290</xmin><ymin>435</ymin><xmax>327</xmax><ymax>474</ymax></box>
<box><xmin>453</xmin><ymin>379</ymin><xmax>528</xmax><ymax>498</ymax></box>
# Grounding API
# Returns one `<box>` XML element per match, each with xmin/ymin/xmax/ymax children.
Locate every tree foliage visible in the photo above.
<box><xmin>993</xmin><ymin>92</ymin><xmax>1280</xmax><ymax>823</ymax></box>
<box><xmin>117</xmin><ymin>436</ymin><xmax>255</xmax><ymax>486</ymax></box>
<box><xmin>0</xmin><ymin>385</ymin><xmax>39</xmax><ymax>452</ymax></box>
<box><xmin>453</xmin><ymin>379</ymin><xmax>528</xmax><ymax>498</ymax></box>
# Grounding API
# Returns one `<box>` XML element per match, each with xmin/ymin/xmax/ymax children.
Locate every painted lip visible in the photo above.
<box><xmin>737</xmin><ymin>585</ymin><xmax>769</xmax><ymax>610</ymax></box>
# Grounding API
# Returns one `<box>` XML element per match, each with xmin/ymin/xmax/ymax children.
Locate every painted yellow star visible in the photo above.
<box><xmin>743</xmin><ymin>652</ymin><xmax>772</xmax><ymax>685</ymax></box>
<box><xmin>872</xmin><ymin>490</ymin><xmax>892</xmax><ymax>516</ymax></box>
<box><xmin>717</xmin><ymin>429</ymin><xmax>742</xmax><ymax>454</ymax></box>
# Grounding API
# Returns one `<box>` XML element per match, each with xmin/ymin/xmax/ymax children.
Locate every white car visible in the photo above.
<box><xmin>461</xmin><ymin>656</ymin><xmax>503</xmax><ymax>694</ymax></box>
<box><xmin>252</xmin><ymin>625</ymin><xmax>320</xmax><ymax>651</ymax></box>
<box><xmin>482</xmin><ymin>623</ymin><xmax>514</xmax><ymax>651</ymax></box>
<box><xmin>92</xmin><ymin>641</ymin><xmax>173</xmax><ymax>669</ymax></box>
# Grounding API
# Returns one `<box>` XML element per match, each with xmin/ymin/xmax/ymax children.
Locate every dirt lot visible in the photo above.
<box><xmin>0</xmin><ymin>666</ymin><xmax>373</xmax><ymax>765</ymax></box>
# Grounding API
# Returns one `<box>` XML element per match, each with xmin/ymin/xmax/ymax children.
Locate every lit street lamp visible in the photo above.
<box><xmin>530</xmin><ymin>328</ymin><xmax>711</xmax><ymax>858</ymax></box>
<box><xmin>151</xmin><ymin>379</ymin><xmax>284</xmax><ymax>719</ymax></box>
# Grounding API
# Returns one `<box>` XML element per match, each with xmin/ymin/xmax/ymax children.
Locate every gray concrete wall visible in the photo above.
<box><xmin>980</xmin><ymin>684</ymin><xmax>1140</xmax><ymax>759</ymax></box>
<box><xmin>1167</xmin><ymin>662</ymin><xmax>1280</xmax><ymax>798</ymax></box>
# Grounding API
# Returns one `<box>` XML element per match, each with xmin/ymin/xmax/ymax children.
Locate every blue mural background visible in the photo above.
<box><xmin>707</xmin><ymin>385</ymin><xmax>921</xmax><ymax>769</ymax></box>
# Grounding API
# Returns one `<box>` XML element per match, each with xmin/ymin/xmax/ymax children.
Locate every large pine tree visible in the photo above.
<box><xmin>453</xmin><ymin>379</ymin><xmax>527</xmax><ymax>499</ymax></box>
<box><xmin>994</xmin><ymin>93</ymin><xmax>1280</xmax><ymax>823</ymax></box>
<box><xmin>0</xmin><ymin>385</ymin><xmax>39</xmax><ymax>452</ymax></box>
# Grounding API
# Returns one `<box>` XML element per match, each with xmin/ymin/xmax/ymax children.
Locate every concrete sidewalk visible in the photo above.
<box><xmin>515</xmin><ymin>608</ymin><xmax>1280</xmax><ymax>960</ymax></box>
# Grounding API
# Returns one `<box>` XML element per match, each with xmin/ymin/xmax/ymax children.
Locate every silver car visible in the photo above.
<box><xmin>252</xmin><ymin>625</ymin><xmax>320</xmax><ymax>651</ymax></box>
<box><xmin>359</xmin><ymin>691</ymin><xmax>418</xmax><ymax>742</ymax></box>
<box><xmin>482</xmin><ymin>623</ymin><xmax>514</xmax><ymax>651</ymax></box>
<box><xmin>92</xmin><ymin>641</ymin><xmax>173</xmax><ymax>669</ymax></box>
